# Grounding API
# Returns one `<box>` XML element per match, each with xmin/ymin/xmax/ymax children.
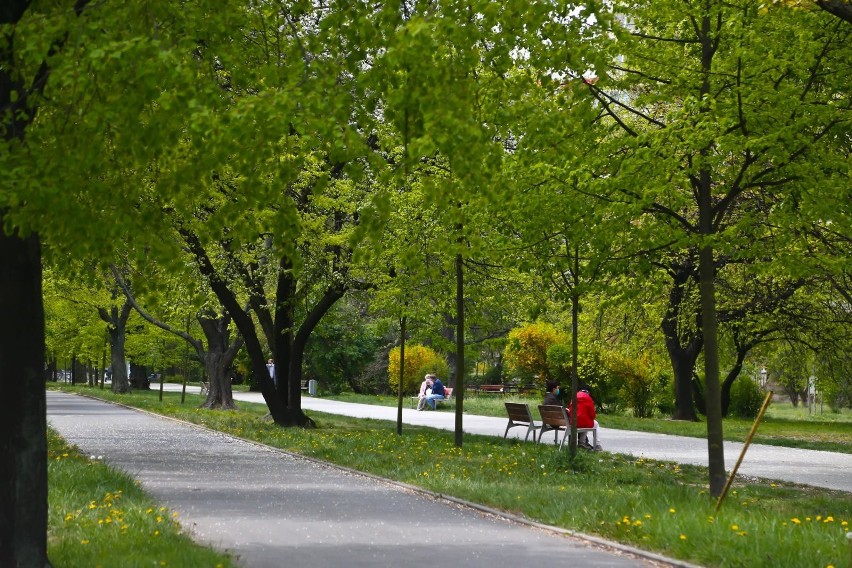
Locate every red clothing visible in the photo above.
<box><xmin>569</xmin><ymin>391</ymin><xmax>596</xmax><ymax>428</ymax></box>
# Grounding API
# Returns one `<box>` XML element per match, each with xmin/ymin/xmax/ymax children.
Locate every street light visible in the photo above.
<box><xmin>760</xmin><ymin>367</ymin><xmax>768</xmax><ymax>390</ymax></box>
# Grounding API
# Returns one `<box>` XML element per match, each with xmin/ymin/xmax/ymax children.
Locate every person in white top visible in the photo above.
<box><xmin>416</xmin><ymin>375</ymin><xmax>433</xmax><ymax>410</ymax></box>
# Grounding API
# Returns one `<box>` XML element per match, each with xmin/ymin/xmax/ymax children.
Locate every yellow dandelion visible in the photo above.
<box><xmin>791</xmin><ymin>518</ymin><xmax>802</xmax><ymax>525</ymax></box>
<box><xmin>81</xmin><ymin>539</ymin><xmax>89</xmax><ymax>545</ymax></box>
<box><xmin>679</xmin><ymin>534</ymin><xmax>687</xmax><ymax>540</ymax></box>
<box><xmin>731</xmin><ymin>524</ymin><xmax>739</xmax><ymax>531</ymax></box>
<box><xmin>824</xmin><ymin>516</ymin><xmax>834</xmax><ymax>523</ymax></box>
<box><xmin>669</xmin><ymin>508</ymin><xmax>676</xmax><ymax>514</ymax></box>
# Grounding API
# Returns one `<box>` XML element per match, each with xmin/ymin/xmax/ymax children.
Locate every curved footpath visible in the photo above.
<box><xmin>47</xmin><ymin>391</ymin><xmax>686</xmax><ymax>568</ymax></box>
<box><xmin>264</xmin><ymin>391</ymin><xmax>852</xmax><ymax>494</ymax></box>
<box><xmin>47</xmin><ymin>388</ymin><xmax>852</xmax><ymax>567</ymax></box>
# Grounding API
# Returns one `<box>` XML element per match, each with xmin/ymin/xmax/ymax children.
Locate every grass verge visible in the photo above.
<box><xmin>56</xmin><ymin>386</ymin><xmax>852</xmax><ymax>568</ymax></box>
<box><xmin>47</xmin><ymin>427</ymin><xmax>235</xmax><ymax>568</ymax></box>
<box><xmin>325</xmin><ymin>392</ymin><xmax>852</xmax><ymax>454</ymax></box>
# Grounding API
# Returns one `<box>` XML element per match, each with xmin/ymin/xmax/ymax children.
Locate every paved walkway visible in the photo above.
<box><xmin>47</xmin><ymin>391</ymin><xmax>689</xmax><ymax>568</ymax></box>
<box><xmin>224</xmin><ymin>389</ymin><xmax>852</xmax><ymax>493</ymax></box>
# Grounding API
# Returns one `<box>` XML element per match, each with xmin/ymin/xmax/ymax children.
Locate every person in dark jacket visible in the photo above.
<box><xmin>543</xmin><ymin>380</ymin><xmax>561</xmax><ymax>406</ymax></box>
<box><xmin>422</xmin><ymin>374</ymin><xmax>446</xmax><ymax>410</ymax></box>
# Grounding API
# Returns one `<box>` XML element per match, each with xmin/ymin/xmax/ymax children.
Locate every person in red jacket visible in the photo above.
<box><xmin>568</xmin><ymin>384</ymin><xmax>602</xmax><ymax>450</ymax></box>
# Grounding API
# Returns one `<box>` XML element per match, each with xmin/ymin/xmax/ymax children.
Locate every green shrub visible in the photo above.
<box><xmin>604</xmin><ymin>351</ymin><xmax>665</xmax><ymax>418</ymax></box>
<box><xmin>729</xmin><ymin>377</ymin><xmax>763</xmax><ymax>419</ymax></box>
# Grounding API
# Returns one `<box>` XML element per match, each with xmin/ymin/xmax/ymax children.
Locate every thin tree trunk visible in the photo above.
<box><xmin>698</xmin><ymin>10</ymin><xmax>726</xmax><ymax>498</ymax></box>
<box><xmin>454</xmin><ymin>252</ymin><xmax>464</xmax><ymax>448</ymax></box>
<box><xmin>396</xmin><ymin>316</ymin><xmax>406</xmax><ymax>435</ymax></box>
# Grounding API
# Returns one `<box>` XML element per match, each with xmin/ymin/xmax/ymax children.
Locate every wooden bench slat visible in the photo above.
<box><xmin>503</xmin><ymin>402</ymin><xmax>540</xmax><ymax>442</ymax></box>
<box><xmin>537</xmin><ymin>404</ymin><xmax>597</xmax><ymax>450</ymax></box>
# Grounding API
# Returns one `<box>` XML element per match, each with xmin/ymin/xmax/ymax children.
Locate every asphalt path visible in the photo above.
<box><xmin>47</xmin><ymin>391</ymin><xmax>691</xmax><ymax>568</ymax></box>
<box><xmin>222</xmin><ymin>388</ymin><xmax>852</xmax><ymax>494</ymax></box>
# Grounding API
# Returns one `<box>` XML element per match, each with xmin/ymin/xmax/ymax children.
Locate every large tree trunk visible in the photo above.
<box><xmin>99</xmin><ymin>299</ymin><xmax>133</xmax><ymax>394</ymax></box>
<box><xmin>661</xmin><ymin>262</ymin><xmax>703</xmax><ymax>421</ymax></box>
<box><xmin>198</xmin><ymin>315</ymin><xmax>241</xmax><ymax>410</ymax></box>
<box><xmin>0</xmin><ymin>229</ymin><xmax>50</xmax><ymax>568</ymax></box>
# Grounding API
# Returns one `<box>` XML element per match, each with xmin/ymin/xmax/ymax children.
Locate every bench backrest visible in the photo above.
<box><xmin>505</xmin><ymin>402</ymin><xmax>534</xmax><ymax>423</ymax></box>
<box><xmin>538</xmin><ymin>404</ymin><xmax>569</xmax><ymax>428</ymax></box>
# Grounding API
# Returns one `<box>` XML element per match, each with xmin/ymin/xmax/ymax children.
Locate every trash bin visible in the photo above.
<box><xmin>308</xmin><ymin>379</ymin><xmax>318</xmax><ymax>396</ymax></box>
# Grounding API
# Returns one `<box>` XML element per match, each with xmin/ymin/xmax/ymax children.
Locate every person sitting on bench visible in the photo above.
<box><xmin>569</xmin><ymin>384</ymin><xmax>602</xmax><ymax>451</ymax></box>
<box><xmin>418</xmin><ymin>374</ymin><xmax>446</xmax><ymax>410</ymax></box>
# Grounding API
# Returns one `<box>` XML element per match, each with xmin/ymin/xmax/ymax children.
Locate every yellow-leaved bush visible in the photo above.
<box><xmin>503</xmin><ymin>322</ymin><xmax>569</xmax><ymax>384</ymax></box>
<box><xmin>388</xmin><ymin>345</ymin><xmax>449</xmax><ymax>394</ymax></box>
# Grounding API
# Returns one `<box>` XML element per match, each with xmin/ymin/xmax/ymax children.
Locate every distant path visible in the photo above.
<box><xmin>47</xmin><ymin>391</ymin><xmax>689</xmax><ymax>568</ymax></box>
<box><xmin>211</xmin><ymin>386</ymin><xmax>852</xmax><ymax>494</ymax></box>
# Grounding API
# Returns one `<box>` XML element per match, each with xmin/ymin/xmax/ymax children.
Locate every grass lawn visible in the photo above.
<box><xmin>324</xmin><ymin>391</ymin><xmax>852</xmax><ymax>454</ymax></box>
<box><xmin>52</xmin><ymin>385</ymin><xmax>852</xmax><ymax>568</ymax></box>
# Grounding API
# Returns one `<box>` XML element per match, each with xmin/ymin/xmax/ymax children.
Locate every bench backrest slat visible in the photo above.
<box><xmin>505</xmin><ymin>402</ymin><xmax>533</xmax><ymax>423</ymax></box>
<box><xmin>538</xmin><ymin>404</ymin><xmax>569</xmax><ymax>428</ymax></box>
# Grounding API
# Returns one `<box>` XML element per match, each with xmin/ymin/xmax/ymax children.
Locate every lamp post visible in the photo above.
<box><xmin>760</xmin><ymin>367</ymin><xmax>768</xmax><ymax>390</ymax></box>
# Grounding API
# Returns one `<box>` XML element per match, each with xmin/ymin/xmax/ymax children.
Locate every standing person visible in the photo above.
<box><xmin>422</xmin><ymin>374</ymin><xmax>446</xmax><ymax>410</ymax></box>
<box><xmin>543</xmin><ymin>380</ymin><xmax>561</xmax><ymax>406</ymax></box>
<box><xmin>569</xmin><ymin>384</ymin><xmax>602</xmax><ymax>450</ymax></box>
<box><xmin>266</xmin><ymin>358</ymin><xmax>276</xmax><ymax>387</ymax></box>
<box><xmin>415</xmin><ymin>375</ymin><xmax>433</xmax><ymax>411</ymax></box>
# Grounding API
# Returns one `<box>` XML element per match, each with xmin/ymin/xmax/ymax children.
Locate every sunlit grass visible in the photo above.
<box><xmin>326</xmin><ymin>391</ymin><xmax>852</xmax><ymax>453</ymax></box>
<box><xmin>47</xmin><ymin>427</ymin><xmax>235</xmax><ymax>568</ymax></box>
<box><xmin>55</xmin><ymin>385</ymin><xmax>852</xmax><ymax>568</ymax></box>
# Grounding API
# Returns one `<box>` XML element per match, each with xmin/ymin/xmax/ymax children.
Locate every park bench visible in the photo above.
<box><xmin>537</xmin><ymin>404</ymin><xmax>598</xmax><ymax>451</ymax></box>
<box><xmin>200</xmin><ymin>381</ymin><xmax>209</xmax><ymax>396</ymax></box>
<box><xmin>410</xmin><ymin>387</ymin><xmax>454</xmax><ymax>409</ymax></box>
<box><xmin>477</xmin><ymin>384</ymin><xmax>504</xmax><ymax>394</ymax></box>
<box><xmin>503</xmin><ymin>402</ymin><xmax>541</xmax><ymax>442</ymax></box>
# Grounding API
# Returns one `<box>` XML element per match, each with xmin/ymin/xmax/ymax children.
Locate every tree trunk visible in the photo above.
<box><xmin>107</xmin><ymin>319</ymin><xmax>130</xmax><ymax>393</ymax></box>
<box><xmin>100</xmin><ymin>299</ymin><xmax>133</xmax><ymax>394</ymax></box>
<box><xmin>720</xmin><ymin>345</ymin><xmax>749</xmax><ymax>416</ymax></box>
<box><xmin>197</xmin><ymin>315</ymin><xmax>240</xmax><ymax>410</ymax></box>
<box><xmin>0</xmin><ymin>229</ymin><xmax>50</xmax><ymax>568</ymax></box>
<box><xmin>454</xmin><ymin>252</ymin><xmax>464</xmax><ymax>448</ymax></box>
<box><xmin>697</xmin><ymin>10</ymin><xmax>726</xmax><ymax>498</ymax></box>
<box><xmin>661</xmin><ymin>264</ymin><xmax>703</xmax><ymax>421</ymax></box>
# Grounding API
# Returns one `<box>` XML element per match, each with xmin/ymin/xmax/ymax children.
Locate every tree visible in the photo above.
<box><xmin>1</xmin><ymin>1</ymin><xmax>91</xmax><ymax>563</ymax></box>
<box><xmin>111</xmin><ymin>265</ymin><xmax>243</xmax><ymax>409</ymax></box>
<box><xmin>587</xmin><ymin>0</ymin><xmax>850</xmax><ymax>494</ymax></box>
<box><xmin>1</xmin><ymin>0</ymin><xmax>251</xmax><ymax>560</ymax></box>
